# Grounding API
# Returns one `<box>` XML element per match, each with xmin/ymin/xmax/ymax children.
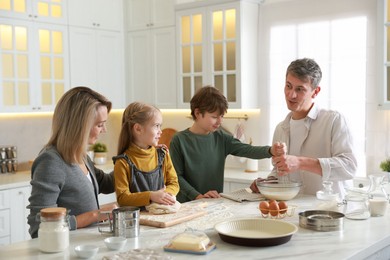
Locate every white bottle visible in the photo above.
<box><xmin>38</xmin><ymin>207</ymin><xmax>69</xmax><ymax>253</ymax></box>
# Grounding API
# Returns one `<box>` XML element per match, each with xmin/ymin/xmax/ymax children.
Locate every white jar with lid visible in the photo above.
<box><xmin>38</xmin><ymin>207</ymin><xmax>69</xmax><ymax>253</ymax></box>
<box><xmin>315</xmin><ymin>181</ymin><xmax>340</xmax><ymax>212</ymax></box>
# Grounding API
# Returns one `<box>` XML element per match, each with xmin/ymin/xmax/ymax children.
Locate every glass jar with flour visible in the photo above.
<box><xmin>38</xmin><ymin>207</ymin><xmax>69</xmax><ymax>253</ymax></box>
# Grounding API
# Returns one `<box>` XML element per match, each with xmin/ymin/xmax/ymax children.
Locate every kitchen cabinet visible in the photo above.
<box><xmin>0</xmin><ymin>190</ymin><xmax>11</xmax><ymax>245</ymax></box>
<box><xmin>125</xmin><ymin>0</ymin><xmax>177</xmax><ymax>108</ymax></box>
<box><xmin>0</xmin><ymin>0</ymin><xmax>67</xmax><ymax>24</ymax></box>
<box><xmin>68</xmin><ymin>27</ymin><xmax>125</xmax><ymax>108</ymax></box>
<box><xmin>9</xmin><ymin>185</ymin><xmax>31</xmax><ymax>243</ymax></box>
<box><xmin>127</xmin><ymin>27</ymin><xmax>176</xmax><ymax>108</ymax></box>
<box><xmin>0</xmin><ymin>14</ymin><xmax>69</xmax><ymax>112</ymax></box>
<box><xmin>67</xmin><ymin>0</ymin><xmax>125</xmax><ymax>109</ymax></box>
<box><xmin>126</xmin><ymin>0</ymin><xmax>175</xmax><ymax>31</ymax></box>
<box><xmin>175</xmin><ymin>0</ymin><xmax>261</xmax><ymax>108</ymax></box>
<box><xmin>0</xmin><ymin>185</ymin><xmax>31</xmax><ymax>246</ymax></box>
<box><xmin>67</xmin><ymin>0</ymin><xmax>123</xmax><ymax>31</ymax></box>
<box><xmin>378</xmin><ymin>0</ymin><xmax>390</xmax><ymax>109</ymax></box>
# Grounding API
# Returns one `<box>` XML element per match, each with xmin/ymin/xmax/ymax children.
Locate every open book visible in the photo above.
<box><xmin>221</xmin><ymin>188</ymin><xmax>265</xmax><ymax>203</ymax></box>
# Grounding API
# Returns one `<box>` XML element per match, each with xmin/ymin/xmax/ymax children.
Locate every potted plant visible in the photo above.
<box><xmin>380</xmin><ymin>158</ymin><xmax>390</xmax><ymax>172</ymax></box>
<box><xmin>92</xmin><ymin>142</ymin><xmax>108</xmax><ymax>165</ymax></box>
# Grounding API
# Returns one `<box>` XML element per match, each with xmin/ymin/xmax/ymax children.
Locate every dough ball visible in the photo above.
<box><xmin>146</xmin><ymin>200</ymin><xmax>181</xmax><ymax>215</ymax></box>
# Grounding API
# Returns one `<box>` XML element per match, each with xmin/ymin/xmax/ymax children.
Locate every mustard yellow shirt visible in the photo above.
<box><xmin>114</xmin><ymin>144</ymin><xmax>179</xmax><ymax>207</ymax></box>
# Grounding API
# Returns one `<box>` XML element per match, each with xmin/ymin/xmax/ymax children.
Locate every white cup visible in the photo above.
<box><xmin>369</xmin><ymin>198</ymin><xmax>388</xmax><ymax>217</ymax></box>
<box><xmin>245</xmin><ymin>158</ymin><xmax>258</xmax><ymax>172</ymax></box>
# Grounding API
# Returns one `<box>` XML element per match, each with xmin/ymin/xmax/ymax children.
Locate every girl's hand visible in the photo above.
<box><xmin>150</xmin><ymin>188</ymin><xmax>176</xmax><ymax>205</ymax></box>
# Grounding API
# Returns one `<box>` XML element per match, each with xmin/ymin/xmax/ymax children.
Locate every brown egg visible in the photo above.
<box><xmin>268</xmin><ymin>199</ymin><xmax>276</xmax><ymax>205</ymax></box>
<box><xmin>259</xmin><ymin>201</ymin><xmax>269</xmax><ymax>214</ymax></box>
<box><xmin>269</xmin><ymin>200</ymin><xmax>279</xmax><ymax>216</ymax></box>
<box><xmin>278</xmin><ymin>201</ymin><xmax>288</xmax><ymax>214</ymax></box>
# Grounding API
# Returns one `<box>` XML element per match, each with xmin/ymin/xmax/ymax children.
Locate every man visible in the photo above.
<box><xmin>250</xmin><ymin>58</ymin><xmax>357</xmax><ymax>197</ymax></box>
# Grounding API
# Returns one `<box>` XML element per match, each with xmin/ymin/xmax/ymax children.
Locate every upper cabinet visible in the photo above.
<box><xmin>126</xmin><ymin>0</ymin><xmax>177</xmax><ymax>108</ymax></box>
<box><xmin>67</xmin><ymin>0</ymin><xmax>125</xmax><ymax>108</ymax></box>
<box><xmin>175</xmin><ymin>0</ymin><xmax>261</xmax><ymax>108</ymax></box>
<box><xmin>126</xmin><ymin>0</ymin><xmax>175</xmax><ymax>31</ymax></box>
<box><xmin>0</xmin><ymin>0</ymin><xmax>69</xmax><ymax>112</ymax></box>
<box><xmin>379</xmin><ymin>0</ymin><xmax>390</xmax><ymax>109</ymax></box>
<box><xmin>67</xmin><ymin>0</ymin><xmax>123</xmax><ymax>31</ymax></box>
<box><xmin>0</xmin><ymin>0</ymin><xmax>68</xmax><ymax>24</ymax></box>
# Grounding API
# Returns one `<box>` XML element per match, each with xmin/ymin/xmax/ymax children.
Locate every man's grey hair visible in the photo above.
<box><xmin>286</xmin><ymin>58</ymin><xmax>322</xmax><ymax>89</ymax></box>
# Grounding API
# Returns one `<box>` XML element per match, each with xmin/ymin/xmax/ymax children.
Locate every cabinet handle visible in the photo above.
<box><xmin>150</xmin><ymin>23</ymin><xmax>154</xmax><ymax>27</ymax></box>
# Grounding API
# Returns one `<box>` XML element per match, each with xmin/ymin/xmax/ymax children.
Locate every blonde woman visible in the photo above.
<box><xmin>27</xmin><ymin>87</ymin><xmax>117</xmax><ymax>238</ymax></box>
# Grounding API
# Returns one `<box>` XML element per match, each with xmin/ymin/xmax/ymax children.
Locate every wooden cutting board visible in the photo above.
<box><xmin>140</xmin><ymin>204</ymin><xmax>207</xmax><ymax>228</ymax></box>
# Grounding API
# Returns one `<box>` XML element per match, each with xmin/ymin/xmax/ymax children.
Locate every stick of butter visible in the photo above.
<box><xmin>170</xmin><ymin>232</ymin><xmax>210</xmax><ymax>251</ymax></box>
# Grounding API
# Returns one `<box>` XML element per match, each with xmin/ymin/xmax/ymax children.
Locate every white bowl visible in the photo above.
<box><xmin>104</xmin><ymin>236</ymin><xmax>127</xmax><ymax>250</ymax></box>
<box><xmin>257</xmin><ymin>181</ymin><xmax>302</xmax><ymax>200</ymax></box>
<box><xmin>74</xmin><ymin>245</ymin><xmax>99</xmax><ymax>259</ymax></box>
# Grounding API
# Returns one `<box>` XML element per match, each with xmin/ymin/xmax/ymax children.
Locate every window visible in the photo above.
<box><xmin>269</xmin><ymin>17</ymin><xmax>367</xmax><ymax>177</ymax></box>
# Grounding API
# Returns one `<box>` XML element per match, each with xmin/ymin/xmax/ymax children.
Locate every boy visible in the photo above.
<box><xmin>170</xmin><ymin>86</ymin><xmax>281</xmax><ymax>202</ymax></box>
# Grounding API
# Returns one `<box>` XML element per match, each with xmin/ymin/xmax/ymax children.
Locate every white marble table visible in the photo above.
<box><xmin>1</xmin><ymin>195</ymin><xmax>390</xmax><ymax>260</ymax></box>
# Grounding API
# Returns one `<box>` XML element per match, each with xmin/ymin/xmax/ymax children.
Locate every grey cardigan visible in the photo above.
<box><xmin>27</xmin><ymin>146</ymin><xmax>115</xmax><ymax>238</ymax></box>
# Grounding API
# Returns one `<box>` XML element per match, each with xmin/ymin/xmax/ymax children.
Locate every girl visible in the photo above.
<box><xmin>113</xmin><ymin>102</ymin><xmax>179</xmax><ymax>208</ymax></box>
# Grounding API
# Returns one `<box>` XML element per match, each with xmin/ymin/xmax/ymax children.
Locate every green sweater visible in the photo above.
<box><xmin>170</xmin><ymin>128</ymin><xmax>272</xmax><ymax>202</ymax></box>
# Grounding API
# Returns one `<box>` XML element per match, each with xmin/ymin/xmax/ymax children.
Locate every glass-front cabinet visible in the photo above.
<box><xmin>379</xmin><ymin>0</ymin><xmax>390</xmax><ymax>109</ymax></box>
<box><xmin>0</xmin><ymin>0</ymin><xmax>68</xmax><ymax>112</ymax></box>
<box><xmin>176</xmin><ymin>0</ymin><xmax>261</xmax><ymax>108</ymax></box>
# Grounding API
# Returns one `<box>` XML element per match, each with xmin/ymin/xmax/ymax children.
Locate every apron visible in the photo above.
<box><xmin>113</xmin><ymin>148</ymin><xmax>165</xmax><ymax>193</ymax></box>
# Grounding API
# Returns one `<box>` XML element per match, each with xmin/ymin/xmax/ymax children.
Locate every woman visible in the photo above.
<box><xmin>27</xmin><ymin>86</ymin><xmax>117</xmax><ymax>238</ymax></box>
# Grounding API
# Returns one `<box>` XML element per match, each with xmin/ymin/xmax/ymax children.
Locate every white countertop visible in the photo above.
<box><xmin>1</xmin><ymin>195</ymin><xmax>390</xmax><ymax>259</ymax></box>
<box><xmin>0</xmin><ymin>171</ymin><xmax>31</xmax><ymax>190</ymax></box>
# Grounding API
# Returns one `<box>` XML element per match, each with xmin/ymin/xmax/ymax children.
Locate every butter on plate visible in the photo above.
<box><xmin>164</xmin><ymin>230</ymin><xmax>216</xmax><ymax>255</ymax></box>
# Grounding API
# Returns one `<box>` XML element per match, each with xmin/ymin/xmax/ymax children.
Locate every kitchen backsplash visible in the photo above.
<box><xmin>1</xmin><ymin>108</ymin><xmax>389</xmax><ymax>176</ymax></box>
<box><xmin>0</xmin><ymin>109</ymin><xmax>273</xmax><ymax>172</ymax></box>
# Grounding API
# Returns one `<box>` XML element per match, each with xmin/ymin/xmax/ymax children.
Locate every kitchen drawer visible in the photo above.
<box><xmin>0</xmin><ymin>190</ymin><xmax>10</xmax><ymax>210</ymax></box>
<box><xmin>0</xmin><ymin>209</ymin><xmax>10</xmax><ymax>238</ymax></box>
